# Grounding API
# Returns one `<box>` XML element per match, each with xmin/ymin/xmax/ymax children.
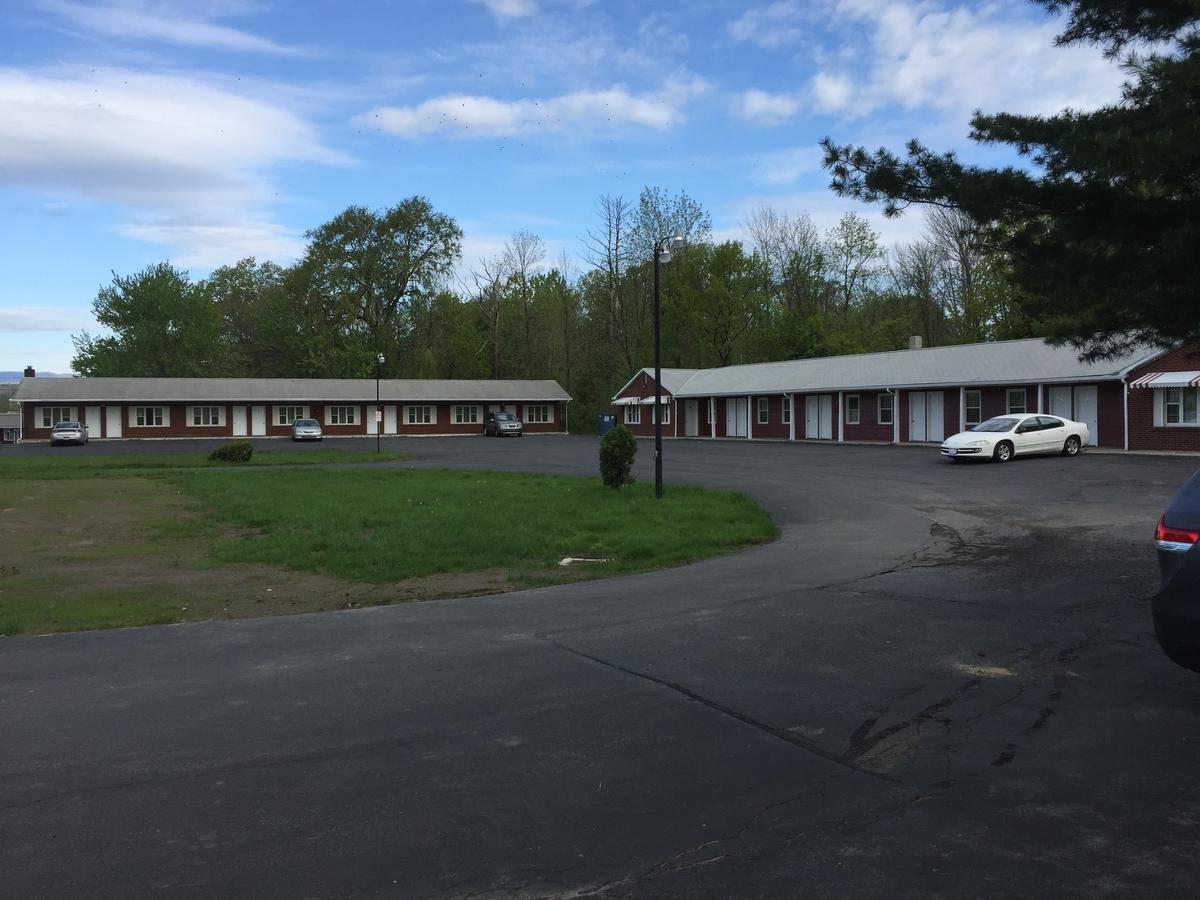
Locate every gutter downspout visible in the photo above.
<box><xmin>787</xmin><ymin>393</ymin><xmax>795</xmax><ymax>442</ymax></box>
<box><xmin>1123</xmin><ymin>377</ymin><xmax>1129</xmax><ymax>451</ymax></box>
<box><xmin>747</xmin><ymin>395</ymin><xmax>753</xmax><ymax>440</ymax></box>
<box><xmin>837</xmin><ymin>391</ymin><xmax>844</xmax><ymax>442</ymax></box>
<box><xmin>890</xmin><ymin>389</ymin><xmax>899</xmax><ymax>444</ymax></box>
<box><xmin>673</xmin><ymin>396</ymin><xmax>678</xmax><ymax>439</ymax></box>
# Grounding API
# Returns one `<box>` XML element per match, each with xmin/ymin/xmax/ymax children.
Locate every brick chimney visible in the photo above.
<box><xmin>23</xmin><ymin>366</ymin><xmax>35</xmax><ymax>378</ymax></box>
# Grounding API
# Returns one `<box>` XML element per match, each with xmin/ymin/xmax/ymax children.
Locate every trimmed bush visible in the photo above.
<box><xmin>208</xmin><ymin>440</ymin><xmax>254</xmax><ymax>463</ymax></box>
<box><xmin>599</xmin><ymin>425</ymin><xmax>637</xmax><ymax>489</ymax></box>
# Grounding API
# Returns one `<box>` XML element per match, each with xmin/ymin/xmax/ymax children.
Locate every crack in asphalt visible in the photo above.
<box><xmin>544</xmin><ymin>638</ymin><xmax>899</xmax><ymax>784</ymax></box>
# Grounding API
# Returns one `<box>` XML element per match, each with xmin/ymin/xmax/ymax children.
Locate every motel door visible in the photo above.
<box><xmin>105</xmin><ymin>406</ymin><xmax>122</xmax><ymax>438</ymax></box>
<box><xmin>908</xmin><ymin>391</ymin><xmax>944</xmax><ymax>442</ymax></box>
<box><xmin>684</xmin><ymin>400</ymin><xmax>699</xmax><ymax>437</ymax></box>
<box><xmin>85</xmin><ymin>406</ymin><xmax>102</xmax><ymax>440</ymax></box>
<box><xmin>1049</xmin><ymin>386</ymin><xmax>1072</xmax><ymax>419</ymax></box>
<box><xmin>251</xmin><ymin>405</ymin><xmax>267</xmax><ymax>436</ymax></box>
<box><xmin>232</xmin><ymin>406</ymin><xmax>248</xmax><ymax>437</ymax></box>
<box><xmin>805</xmin><ymin>395</ymin><xmax>832</xmax><ymax>439</ymax></box>
<box><xmin>726</xmin><ymin>398</ymin><xmax>748</xmax><ymax>437</ymax></box>
<box><xmin>1074</xmin><ymin>386</ymin><xmax>1098</xmax><ymax>446</ymax></box>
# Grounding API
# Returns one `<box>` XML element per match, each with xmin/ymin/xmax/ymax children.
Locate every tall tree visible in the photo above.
<box><xmin>821</xmin><ymin>0</ymin><xmax>1200</xmax><ymax>358</ymax></box>
<box><xmin>823</xmin><ymin>213</ymin><xmax>886</xmax><ymax>312</ymax></box>
<box><xmin>72</xmin><ymin>263</ymin><xmax>224</xmax><ymax>377</ymax></box>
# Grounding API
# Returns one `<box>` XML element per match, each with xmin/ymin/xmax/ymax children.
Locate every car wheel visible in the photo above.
<box><xmin>993</xmin><ymin>441</ymin><xmax>1013</xmax><ymax>463</ymax></box>
<box><xmin>1063</xmin><ymin>435</ymin><xmax>1081</xmax><ymax>456</ymax></box>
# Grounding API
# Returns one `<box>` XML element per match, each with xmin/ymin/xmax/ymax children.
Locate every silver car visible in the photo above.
<box><xmin>49</xmin><ymin>421</ymin><xmax>88</xmax><ymax>445</ymax></box>
<box><xmin>485</xmin><ymin>411</ymin><xmax>523</xmax><ymax>437</ymax></box>
<box><xmin>290</xmin><ymin>418</ymin><xmax>323</xmax><ymax>441</ymax></box>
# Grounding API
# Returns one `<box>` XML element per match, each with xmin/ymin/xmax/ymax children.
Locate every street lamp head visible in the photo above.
<box><xmin>669</xmin><ymin>233</ymin><xmax>685</xmax><ymax>252</ymax></box>
<box><xmin>658</xmin><ymin>249</ymin><xmax>672</xmax><ymax>264</ymax></box>
<box><xmin>377</xmin><ymin>354</ymin><xmax>385</xmax><ymax>366</ymax></box>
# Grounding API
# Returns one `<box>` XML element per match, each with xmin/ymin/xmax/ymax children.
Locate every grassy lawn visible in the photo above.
<box><xmin>0</xmin><ymin>458</ymin><xmax>777</xmax><ymax>635</ymax></box>
<box><xmin>0</xmin><ymin>448</ymin><xmax>409</xmax><ymax>479</ymax></box>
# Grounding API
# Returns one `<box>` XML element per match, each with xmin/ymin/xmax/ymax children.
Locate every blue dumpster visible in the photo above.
<box><xmin>597</xmin><ymin>414</ymin><xmax>616</xmax><ymax>436</ymax></box>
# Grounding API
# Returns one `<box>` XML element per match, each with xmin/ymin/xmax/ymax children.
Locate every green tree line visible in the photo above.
<box><xmin>71</xmin><ymin>188</ymin><xmax>1035</xmax><ymax>429</ymax></box>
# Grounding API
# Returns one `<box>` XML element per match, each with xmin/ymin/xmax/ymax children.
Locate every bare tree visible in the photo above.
<box><xmin>824</xmin><ymin>212</ymin><xmax>886</xmax><ymax>311</ymax></box>
<box><xmin>468</xmin><ymin>255</ymin><xmax>509</xmax><ymax>378</ymax></box>
<box><xmin>582</xmin><ymin>195</ymin><xmax>635</xmax><ymax>381</ymax></box>
<box><xmin>744</xmin><ymin>204</ymin><xmax>824</xmax><ymax>311</ymax></box>
<box><xmin>503</xmin><ymin>230</ymin><xmax>545</xmax><ymax>376</ymax></box>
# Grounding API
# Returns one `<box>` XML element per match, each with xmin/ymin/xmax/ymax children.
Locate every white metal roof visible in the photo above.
<box><xmin>13</xmin><ymin>377</ymin><xmax>572</xmax><ymax>404</ymax></box>
<box><xmin>669</xmin><ymin>339</ymin><xmax>1163</xmax><ymax>397</ymax></box>
<box><xmin>610</xmin><ymin>367</ymin><xmax>701</xmax><ymax>400</ymax></box>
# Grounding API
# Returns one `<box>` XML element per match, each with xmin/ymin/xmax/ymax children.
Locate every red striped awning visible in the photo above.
<box><xmin>1130</xmin><ymin>371</ymin><xmax>1200</xmax><ymax>389</ymax></box>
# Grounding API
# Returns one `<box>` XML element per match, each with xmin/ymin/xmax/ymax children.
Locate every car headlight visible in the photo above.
<box><xmin>965</xmin><ymin>440</ymin><xmax>989</xmax><ymax>448</ymax></box>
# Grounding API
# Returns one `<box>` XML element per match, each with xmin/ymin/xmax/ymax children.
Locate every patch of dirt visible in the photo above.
<box><xmin>0</xmin><ymin>477</ymin><xmax>521</xmax><ymax>633</ymax></box>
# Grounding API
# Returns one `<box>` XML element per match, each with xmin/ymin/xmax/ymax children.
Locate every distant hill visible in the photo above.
<box><xmin>0</xmin><ymin>371</ymin><xmax>73</xmax><ymax>383</ymax></box>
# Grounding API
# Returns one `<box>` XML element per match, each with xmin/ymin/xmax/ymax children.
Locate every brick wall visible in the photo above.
<box><xmin>1127</xmin><ymin>344</ymin><xmax>1200</xmax><ymax>451</ymax></box>
<box><xmin>750</xmin><ymin>395</ymin><xmax>790</xmax><ymax>439</ymax></box>
<box><xmin>843</xmin><ymin>390</ymin><xmax>895</xmax><ymax>442</ymax></box>
<box><xmin>614</xmin><ymin>372</ymin><xmax>671</xmax><ymax>437</ymax></box>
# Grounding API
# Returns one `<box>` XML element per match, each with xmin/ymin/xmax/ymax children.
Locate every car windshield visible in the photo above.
<box><xmin>54</xmin><ymin>422</ymin><xmax>80</xmax><ymax>429</ymax></box>
<box><xmin>495</xmin><ymin>413</ymin><xmax>516</xmax><ymax>421</ymax></box>
<box><xmin>971</xmin><ymin>417</ymin><xmax>1020</xmax><ymax>433</ymax></box>
<box><xmin>295</xmin><ymin>419</ymin><xmax>318</xmax><ymax>426</ymax></box>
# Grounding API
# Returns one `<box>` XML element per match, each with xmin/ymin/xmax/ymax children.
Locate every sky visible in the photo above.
<box><xmin>0</xmin><ymin>0</ymin><xmax>1129</xmax><ymax>373</ymax></box>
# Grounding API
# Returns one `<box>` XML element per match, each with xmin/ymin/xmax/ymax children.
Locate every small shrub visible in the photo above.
<box><xmin>208</xmin><ymin>440</ymin><xmax>254</xmax><ymax>463</ymax></box>
<box><xmin>599</xmin><ymin>425</ymin><xmax>637</xmax><ymax>489</ymax></box>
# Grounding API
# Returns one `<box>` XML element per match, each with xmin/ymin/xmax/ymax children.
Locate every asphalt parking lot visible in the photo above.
<box><xmin>3</xmin><ymin>436</ymin><xmax>1200</xmax><ymax>897</ymax></box>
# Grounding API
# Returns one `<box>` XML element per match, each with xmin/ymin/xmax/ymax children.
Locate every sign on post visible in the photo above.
<box><xmin>375</xmin><ymin>409</ymin><xmax>383</xmax><ymax>422</ymax></box>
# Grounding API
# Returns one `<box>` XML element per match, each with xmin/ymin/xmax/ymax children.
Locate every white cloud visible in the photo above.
<box><xmin>40</xmin><ymin>1</ymin><xmax>307</xmax><ymax>56</ymax></box>
<box><xmin>731</xmin><ymin>89</ymin><xmax>800</xmax><ymax>126</ymax></box>
<box><xmin>0</xmin><ymin>66</ymin><xmax>345</xmax><ymax>266</ymax></box>
<box><xmin>814</xmin><ymin>1</ymin><xmax>1125</xmax><ymax>117</ymax></box>
<box><xmin>359</xmin><ymin>73</ymin><xmax>709</xmax><ymax>139</ymax></box>
<box><xmin>0</xmin><ymin>307</ymin><xmax>94</xmax><ymax>333</ymax></box>
<box><xmin>475</xmin><ymin>0</ymin><xmax>538</xmax><ymax>20</ymax></box>
<box><xmin>117</xmin><ymin>219</ymin><xmax>307</xmax><ymax>268</ymax></box>
<box><xmin>729</xmin><ymin>1</ymin><xmax>809</xmax><ymax>49</ymax></box>
<box><xmin>750</xmin><ymin>146</ymin><xmax>823</xmax><ymax>185</ymax></box>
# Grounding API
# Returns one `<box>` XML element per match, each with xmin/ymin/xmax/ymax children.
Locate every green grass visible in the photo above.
<box><xmin>0</xmin><ymin>448</ymin><xmax>409</xmax><ymax>479</ymax></box>
<box><xmin>173</xmin><ymin>467</ymin><xmax>778</xmax><ymax>584</ymax></box>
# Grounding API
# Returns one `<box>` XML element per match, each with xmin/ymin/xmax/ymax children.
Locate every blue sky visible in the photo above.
<box><xmin>1</xmin><ymin>0</ymin><xmax>1126</xmax><ymax>372</ymax></box>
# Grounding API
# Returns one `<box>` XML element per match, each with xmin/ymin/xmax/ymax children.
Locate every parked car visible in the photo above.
<box><xmin>484</xmin><ymin>411</ymin><xmax>523</xmax><ymax>437</ymax></box>
<box><xmin>49</xmin><ymin>421</ymin><xmax>88</xmax><ymax>446</ymax></box>
<box><xmin>1153</xmin><ymin>470</ymin><xmax>1200</xmax><ymax>673</ymax></box>
<box><xmin>940</xmin><ymin>414</ymin><xmax>1089</xmax><ymax>462</ymax></box>
<box><xmin>290</xmin><ymin>418</ymin><xmax>323</xmax><ymax>441</ymax></box>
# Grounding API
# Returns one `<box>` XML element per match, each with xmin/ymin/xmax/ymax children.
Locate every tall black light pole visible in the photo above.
<box><xmin>653</xmin><ymin>233</ymin><xmax>685</xmax><ymax>499</ymax></box>
<box><xmin>376</xmin><ymin>353</ymin><xmax>385</xmax><ymax>454</ymax></box>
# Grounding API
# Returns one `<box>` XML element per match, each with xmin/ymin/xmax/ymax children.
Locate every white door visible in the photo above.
<box><xmin>85</xmin><ymin>406</ymin><xmax>101</xmax><ymax>440</ymax></box>
<box><xmin>104</xmin><ymin>405</ymin><xmax>122</xmax><ymax>439</ymax></box>
<box><xmin>1049</xmin><ymin>386</ymin><xmax>1072</xmax><ymax>419</ymax></box>
<box><xmin>726</xmin><ymin>398</ymin><xmax>747</xmax><ymax>437</ymax></box>
<box><xmin>366</xmin><ymin>405</ymin><xmax>378</xmax><ymax>436</ymax></box>
<box><xmin>251</xmin><ymin>405</ymin><xmax>267</xmax><ymax>436</ymax></box>
<box><xmin>384</xmin><ymin>405</ymin><xmax>398</xmax><ymax>435</ymax></box>
<box><xmin>909</xmin><ymin>392</ymin><xmax>927</xmax><ymax>442</ymax></box>
<box><xmin>1074</xmin><ymin>385</ymin><xmax>1098</xmax><ymax>446</ymax></box>
<box><xmin>232</xmin><ymin>406</ymin><xmax>248</xmax><ymax>436</ymax></box>
<box><xmin>926</xmin><ymin>392</ymin><xmax>944</xmax><ymax>442</ymax></box>
<box><xmin>818</xmin><ymin>395</ymin><xmax>832</xmax><ymax>440</ymax></box>
<box><xmin>685</xmin><ymin>400</ymin><xmax>698</xmax><ymax>437</ymax></box>
<box><xmin>805</xmin><ymin>396</ymin><xmax>818</xmax><ymax>439</ymax></box>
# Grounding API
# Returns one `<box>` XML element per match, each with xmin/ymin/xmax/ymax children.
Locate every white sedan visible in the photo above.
<box><xmin>941</xmin><ymin>414</ymin><xmax>1090</xmax><ymax>463</ymax></box>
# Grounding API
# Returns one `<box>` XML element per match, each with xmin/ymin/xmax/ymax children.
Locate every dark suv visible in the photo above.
<box><xmin>1153</xmin><ymin>470</ymin><xmax>1200</xmax><ymax>672</ymax></box>
<box><xmin>484</xmin><ymin>411</ymin><xmax>523</xmax><ymax>437</ymax></box>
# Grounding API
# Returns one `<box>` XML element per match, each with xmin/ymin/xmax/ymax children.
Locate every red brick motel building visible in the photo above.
<box><xmin>613</xmin><ymin>337</ymin><xmax>1200</xmax><ymax>453</ymax></box>
<box><xmin>15</xmin><ymin>377</ymin><xmax>570</xmax><ymax>441</ymax></box>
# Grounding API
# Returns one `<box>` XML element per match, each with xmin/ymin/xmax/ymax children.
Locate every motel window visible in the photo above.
<box><xmin>454</xmin><ymin>405</ymin><xmax>480</xmax><ymax>424</ymax></box>
<box><xmin>878</xmin><ymin>393</ymin><xmax>894</xmax><ymax>426</ymax></box>
<box><xmin>525</xmin><ymin>405</ymin><xmax>550</xmax><ymax>424</ymax></box>
<box><xmin>1164</xmin><ymin>388</ymin><xmax>1200</xmax><ymax>425</ymax></box>
<box><xmin>655</xmin><ymin>401</ymin><xmax>669</xmax><ymax>425</ymax></box>
<box><xmin>782</xmin><ymin>398</ymin><xmax>791</xmax><ymax>425</ymax></box>
<box><xmin>757</xmin><ymin>398</ymin><xmax>769</xmax><ymax>425</ymax></box>
<box><xmin>625</xmin><ymin>405</ymin><xmax>641</xmax><ymax>425</ymax></box>
<box><xmin>275</xmin><ymin>406</ymin><xmax>307</xmax><ymax>425</ymax></box>
<box><xmin>845</xmin><ymin>395</ymin><xmax>860</xmax><ymax>425</ymax></box>
<box><xmin>1006</xmin><ymin>389</ymin><xmax>1027</xmax><ymax>415</ymax></box>
<box><xmin>407</xmin><ymin>405</ymin><xmax>433</xmax><ymax>425</ymax></box>
<box><xmin>189</xmin><ymin>406</ymin><xmax>223</xmax><ymax>427</ymax></box>
<box><xmin>135</xmin><ymin>406</ymin><xmax>165</xmax><ymax>427</ymax></box>
<box><xmin>326</xmin><ymin>406</ymin><xmax>358</xmax><ymax>425</ymax></box>
<box><xmin>965</xmin><ymin>390</ymin><xmax>982</xmax><ymax>428</ymax></box>
<box><xmin>40</xmin><ymin>407</ymin><xmax>73</xmax><ymax>427</ymax></box>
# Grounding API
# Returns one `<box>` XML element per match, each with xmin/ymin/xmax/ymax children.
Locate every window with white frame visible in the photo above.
<box><xmin>878</xmin><ymin>393</ymin><xmax>894</xmax><ymax>426</ymax></box>
<box><xmin>965</xmin><ymin>390</ymin><xmax>982</xmax><ymax>428</ymax></box>
<box><xmin>189</xmin><ymin>406</ymin><xmax>223</xmax><ymax>427</ymax></box>
<box><xmin>655</xmin><ymin>401</ymin><xmax>670</xmax><ymax>425</ymax></box>
<box><xmin>757</xmin><ymin>397</ymin><xmax>769</xmax><ymax>425</ymax></box>
<box><xmin>845</xmin><ymin>395</ymin><xmax>860</xmax><ymax>425</ymax></box>
<box><xmin>1006</xmin><ymin>389</ymin><xmax>1027</xmax><ymax>415</ymax></box>
<box><xmin>40</xmin><ymin>407</ymin><xmax>73</xmax><ymax>427</ymax></box>
<box><xmin>782</xmin><ymin>398</ymin><xmax>791</xmax><ymax>425</ymax></box>
<box><xmin>134</xmin><ymin>406</ymin><xmax>165</xmax><ymax>427</ymax></box>
<box><xmin>326</xmin><ymin>405</ymin><xmax>358</xmax><ymax>425</ymax></box>
<box><xmin>625</xmin><ymin>404</ymin><xmax>641</xmax><ymax>425</ymax></box>
<box><xmin>454</xmin><ymin>405</ymin><xmax>480</xmax><ymax>424</ymax></box>
<box><xmin>525</xmin><ymin>404</ymin><xmax>550</xmax><ymax>424</ymax></box>
<box><xmin>275</xmin><ymin>406</ymin><xmax>307</xmax><ymax>425</ymax></box>
<box><xmin>407</xmin><ymin>405</ymin><xmax>433</xmax><ymax>425</ymax></box>
<box><xmin>1164</xmin><ymin>388</ymin><xmax>1200</xmax><ymax>425</ymax></box>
